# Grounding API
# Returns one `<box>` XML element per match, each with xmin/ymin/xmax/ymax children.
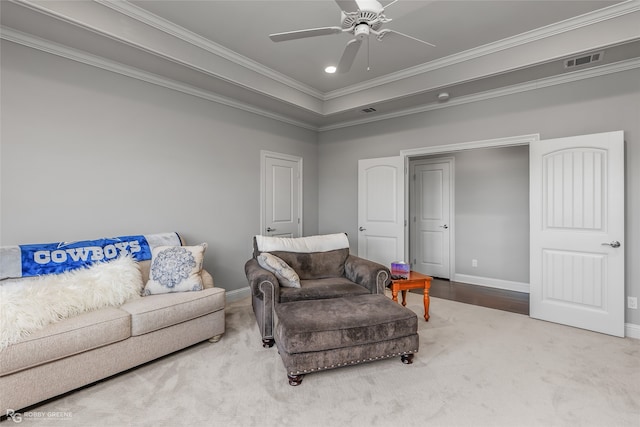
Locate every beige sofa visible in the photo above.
<box><xmin>0</xmin><ymin>255</ymin><xmax>225</xmax><ymax>413</ymax></box>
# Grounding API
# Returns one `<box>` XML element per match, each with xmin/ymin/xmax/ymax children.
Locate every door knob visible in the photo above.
<box><xmin>266</xmin><ymin>227</ymin><xmax>276</xmax><ymax>232</ymax></box>
<box><xmin>359</xmin><ymin>227</ymin><xmax>366</xmax><ymax>231</ymax></box>
<box><xmin>601</xmin><ymin>241</ymin><xmax>621</xmax><ymax>248</ymax></box>
<box><xmin>439</xmin><ymin>225</ymin><xmax>449</xmax><ymax>229</ymax></box>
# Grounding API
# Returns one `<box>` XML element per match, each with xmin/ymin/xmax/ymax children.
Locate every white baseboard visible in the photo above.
<box><xmin>625</xmin><ymin>323</ymin><xmax>640</xmax><ymax>340</ymax></box>
<box><xmin>453</xmin><ymin>274</ymin><xmax>530</xmax><ymax>294</ymax></box>
<box><xmin>225</xmin><ymin>286</ymin><xmax>251</xmax><ymax>303</ymax></box>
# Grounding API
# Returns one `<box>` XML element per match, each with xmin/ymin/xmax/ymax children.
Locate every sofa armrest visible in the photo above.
<box><xmin>202</xmin><ymin>269</ymin><xmax>214</xmax><ymax>289</ymax></box>
<box><xmin>344</xmin><ymin>255</ymin><xmax>390</xmax><ymax>295</ymax></box>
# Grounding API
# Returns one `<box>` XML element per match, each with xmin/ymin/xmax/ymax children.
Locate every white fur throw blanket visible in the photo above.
<box><xmin>0</xmin><ymin>256</ymin><xmax>143</xmax><ymax>350</ymax></box>
<box><xmin>255</xmin><ymin>233</ymin><xmax>349</xmax><ymax>253</ymax></box>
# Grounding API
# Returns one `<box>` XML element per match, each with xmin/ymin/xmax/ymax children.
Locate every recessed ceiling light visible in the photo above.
<box><xmin>325</xmin><ymin>66</ymin><xmax>337</xmax><ymax>74</ymax></box>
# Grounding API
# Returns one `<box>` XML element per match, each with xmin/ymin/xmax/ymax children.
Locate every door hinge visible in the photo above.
<box><xmin>298</xmin><ymin>218</ymin><xmax>300</xmax><ymax>224</ymax></box>
<box><xmin>404</xmin><ymin>219</ymin><xmax>407</xmax><ymax>226</ymax></box>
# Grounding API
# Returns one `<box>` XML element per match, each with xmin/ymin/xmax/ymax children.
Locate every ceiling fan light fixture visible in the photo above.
<box><xmin>325</xmin><ymin>65</ymin><xmax>337</xmax><ymax>74</ymax></box>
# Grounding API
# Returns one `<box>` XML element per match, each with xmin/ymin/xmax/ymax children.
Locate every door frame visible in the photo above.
<box><xmin>400</xmin><ymin>134</ymin><xmax>540</xmax><ymax>286</ymax></box>
<box><xmin>409</xmin><ymin>156</ymin><xmax>455</xmax><ymax>279</ymax></box>
<box><xmin>260</xmin><ymin>150</ymin><xmax>303</xmax><ymax>237</ymax></box>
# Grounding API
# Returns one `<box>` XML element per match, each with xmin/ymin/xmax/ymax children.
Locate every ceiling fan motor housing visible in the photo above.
<box><xmin>354</xmin><ymin>23</ymin><xmax>370</xmax><ymax>39</ymax></box>
<box><xmin>341</xmin><ymin>3</ymin><xmax>385</xmax><ymax>32</ymax></box>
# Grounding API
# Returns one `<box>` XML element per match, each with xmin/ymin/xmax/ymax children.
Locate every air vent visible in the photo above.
<box><xmin>361</xmin><ymin>107</ymin><xmax>377</xmax><ymax>113</ymax></box>
<box><xmin>565</xmin><ymin>51</ymin><xmax>604</xmax><ymax>68</ymax></box>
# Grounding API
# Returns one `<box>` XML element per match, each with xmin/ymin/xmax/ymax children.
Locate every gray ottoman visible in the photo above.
<box><xmin>274</xmin><ymin>294</ymin><xmax>419</xmax><ymax>385</ymax></box>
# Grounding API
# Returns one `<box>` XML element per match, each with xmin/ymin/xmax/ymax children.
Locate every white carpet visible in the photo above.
<box><xmin>17</xmin><ymin>292</ymin><xmax>640</xmax><ymax>427</ymax></box>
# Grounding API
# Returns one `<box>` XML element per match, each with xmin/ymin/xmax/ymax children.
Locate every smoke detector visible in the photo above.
<box><xmin>437</xmin><ymin>92</ymin><xmax>450</xmax><ymax>102</ymax></box>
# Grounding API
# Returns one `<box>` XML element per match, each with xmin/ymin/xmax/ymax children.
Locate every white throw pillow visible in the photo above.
<box><xmin>257</xmin><ymin>253</ymin><xmax>301</xmax><ymax>288</ymax></box>
<box><xmin>143</xmin><ymin>244</ymin><xmax>207</xmax><ymax>295</ymax></box>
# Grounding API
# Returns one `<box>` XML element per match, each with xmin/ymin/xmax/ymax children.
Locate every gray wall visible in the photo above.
<box><xmin>0</xmin><ymin>41</ymin><xmax>319</xmax><ymax>293</ymax></box>
<box><xmin>2</xmin><ymin>39</ymin><xmax>639</xmax><ymax>326</ymax></box>
<box><xmin>318</xmin><ymin>68</ymin><xmax>640</xmax><ymax>325</ymax></box>
<box><xmin>412</xmin><ymin>146</ymin><xmax>530</xmax><ymax>284</ymax></box>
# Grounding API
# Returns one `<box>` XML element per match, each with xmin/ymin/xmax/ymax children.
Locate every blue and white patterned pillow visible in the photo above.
<box><xmin>143</xmin><ymin>243</ymin><xmax>207</xmax><ymax>295</ymax></box>
<box><xmin>257</xmin><ymin>253</ymin><xmax>300</xmax><ymax>288</ymax></box>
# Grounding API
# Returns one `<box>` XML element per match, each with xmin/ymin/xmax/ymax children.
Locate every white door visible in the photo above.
<box><xmin>261</xmin><ymin>151</ymin><xmax>302</xmax><ymax>238</ymax></box>
<box><xmin>358</xmin><ymin>156</ymin><xmax>405</xmax><ymax>267</ymax></box>
<box><xmin>530</xmin><ymin>131</ymin><xmax>624</xmax><ymax>337</ymax></box>
<box><xmin>410</xmin><ymin>159</ymin><xmax>452</xmax><ymax>278</ymax></box>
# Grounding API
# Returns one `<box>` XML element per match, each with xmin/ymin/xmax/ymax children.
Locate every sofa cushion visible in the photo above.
<box><xmin>143</xmin><ymin>244</ymin><xmax>207</xmax><ymax>295</ymax></box>
<box><xmin>120</xmin><ymin>287</ymin><xmax>225</xmax><ymax>336</ymax></box>
<box><xmin>275</xmin><ymin>294</ymin><xmax>418</xmax><ymax>354</ymax></box>
<box><xmin>279</xmin><ymin>277</ymin><xmax>369</xmax><ymax>303</ymax></box>
<box><xmin>0</xmin><ymin>307</ymin><xmax>130</xmax><ymax>376</ymax></box>
<box><xmin>268</xmin><ymin>248</ymin><xmax>350</xmax><ymax>280</ymax></box>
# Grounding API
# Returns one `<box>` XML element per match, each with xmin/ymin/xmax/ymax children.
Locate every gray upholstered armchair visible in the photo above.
<box><xmin>244</xmin><ymin>233</ymin><xmax>391</xmax><ymax>347</ymax></box>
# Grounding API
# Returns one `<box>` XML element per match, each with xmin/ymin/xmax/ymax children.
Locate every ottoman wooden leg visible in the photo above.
<box><xmin>288</xmin><ymin>374</ymin><xmax>304</xmax><ymax>386</ymax></box>
<box><xmin>262</xmin><ymin>338</ymin><xmax>275</xmax><ymax>348</ymax></box>
<box><xmin>401</xmin><ymin>354</ymin><xmax>414</xmax><ymax>364</ymax></box>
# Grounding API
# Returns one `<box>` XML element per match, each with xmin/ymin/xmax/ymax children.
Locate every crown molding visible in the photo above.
<box><xmin>3</xmin><ymin>24</ymin><xmax>639</xmax><ymax>134</ymax></box>
<box><xmin>95</xmin><ymin>0</ymin><xmax>325</xmax><ymax>101</ymax></box>
<box><xmin>0</xmin><ymin>27</ymin><xmax>319</xmax><ymax>132</ymax></box>
<box><xmin>8</xmin><ymin>0</ymin><xmax>639</xmax><ymax>111</ymax></box>
<box><xmin>18</xmin><ymin>0</ymin><xmax>638</xmax><ymax>105</ymax></box>
<box><xmin>319</xmin><ymin>57</ymin><xmax>640</xmax><ymax>132</ymax></box>
<box><xmin>10</xmin><ymin>0</ymin><xmax>325</xmax><ymax>114</ymax></box>
<box><xmin>324</xmin><ymin>0</ymin><xmax>640</xmax><ymax>100</ymax></box>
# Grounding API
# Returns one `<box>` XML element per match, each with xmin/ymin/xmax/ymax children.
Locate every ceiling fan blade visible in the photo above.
<box><xmin>376</xmin><ymin>29</ymin><xmax>435</xmax><ymax>47</ymax></box>
<box><xmin>334</xmin><ymin>0</ymin><xmax>360</xmax><ymax>12</ymax></box>
<box><xmin>269</xmin><ymin>27</ymin><xmax>343</xmax><ymax>42</ymax></box>
<box><xmin>382</xmin><ymin>0</ymin><xmax>400</xmax><ymax>10</ymax></box>
<box><xmin>337</xmin><ymin>38</ymin><xmax>362</xmax><ymax>73</ymax></box>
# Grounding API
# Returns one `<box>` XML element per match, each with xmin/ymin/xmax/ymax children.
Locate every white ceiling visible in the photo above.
<box><xmin>2</xmin><ymin>0</ymin><xmax>639</xmax><ymax>130</ymax></box>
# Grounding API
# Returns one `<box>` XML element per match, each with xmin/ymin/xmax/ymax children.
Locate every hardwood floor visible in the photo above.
<box><xmin>412</xmin><ymin>278</ymin><xmax>530</xmax><ymax>315</ymax></box>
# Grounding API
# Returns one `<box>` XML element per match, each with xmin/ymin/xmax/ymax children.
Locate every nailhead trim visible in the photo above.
<box><xmin>289</xmin><ymin>350</ymin><xmax>418</xmax><ymax>375</ymax></box>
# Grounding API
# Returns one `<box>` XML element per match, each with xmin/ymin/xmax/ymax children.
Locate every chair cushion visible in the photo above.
<box><xmin>0</xmin><ymin>307</ymin><xmax>130</xmax><ymax>376</ymax></box>
<box><xmin>268</xmin><ymin>248</ymin><xmax>350</xmax><ymax>280</ymax></box>
<box><xmin>279</xmin><ymin>277</ymin><xmax>369</xmax><ymax>303</ymax></box>
<box><xmin>275</xmin><ymin>294</ymin><xmax>418</xmax><ymax>354</ymax></box>
<box><xmin>120</xmin><ymin>287</ymin><xmax>225</xmax><ymax>336</ymax></box>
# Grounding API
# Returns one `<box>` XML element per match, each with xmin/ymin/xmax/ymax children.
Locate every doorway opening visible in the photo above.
<box><xmin>403</xmin><ymin>134</ymin><xmax>537</xmax><ymax>295</ymax></box>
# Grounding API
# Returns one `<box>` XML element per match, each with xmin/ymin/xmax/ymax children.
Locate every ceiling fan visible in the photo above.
<box><xmin>269</xmin><ymin>0</ymin><xmax>435</xmax><ymax>73</ymax></box>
